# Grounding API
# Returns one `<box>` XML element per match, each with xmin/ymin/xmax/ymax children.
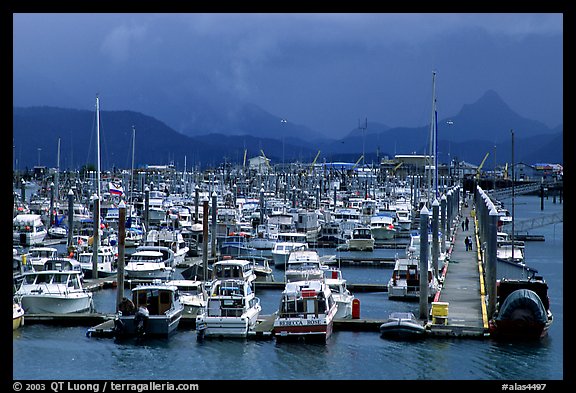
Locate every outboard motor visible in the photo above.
<box><xmin>134</xmin><ymin>306</ymin><xmax>150</xmax><ymax>338</ymax></box>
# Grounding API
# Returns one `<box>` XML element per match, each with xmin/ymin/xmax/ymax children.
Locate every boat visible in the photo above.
<box><xmin>323</xmin><ymin>268</ymin><xmax>355</xmax><ymax>319</ymax></box>
<box><xmin>284</xmin><ymin>249</ymin><xmax>326</xmax><ymax>282</ymax></box>
<box><xmin>369</xmin><ymin>214</ymin><xmax>396</xmax><ymax>241</ymax></box>
<box><xmin>317</xmin><ymin>221</ymin><xmax>347</xmax><ymax>247</ymax></box>
<box><xmin>347</xmin><ymin>226</ymin><xmax>375</xmax><ymax>251</ymax></box>
<box><xmin>144</xmin><ymin>229</ymin><xmax>189</xmax><ymax>266</ymax></box>
<box><xmin>14</xmin><ymin>260</ymin><xmax>93</xmax><ymax>314</ymax></box>
<box><xmin>219</xmin><ymin>233</ymin><xmax>257</xmax><ymax>258</ymax></box>
<box><xmin>77</xmin><ymin>246</ymin><xmax>118</xmax><ymax>278</ymax></box>
<box><xmin>125</xmin><ymin>227</ymin><xmax>144</xmax><ymax>248</ymax></box>
<box><xmin>272</xmin><ymin>279</ymin><xmax>338</xmax><ymax>342</ymax></box>
<box><xmin>195</xmin><ymin>277</ymin><xmax>261</xmax><ymax>338</ymax></box>
<box><xmin>124</xmin><ymin>245</ymin><xmax>175</xmax><ymax>281</ymax></box>
<box><xmin>488</xmin><ymin>276</ymin><xmax>553</xmax><ymax>340</ymax></box>
<box><xmin>387</xmin><ymin>256</ymin><xmax>440</xmax><ymax>301</ymax></box>
<box><xmin>496</xmin><ymin>232</ymin><xmax>525</xmax><ymax>264</ymax></box>
<box><xmin>271</xmin><ymin>241</ymin><xmax>308</xmax><ymax>269</ymax></box>
<box><xmin>114</xmin><ymin>281</ymin><xmax>184</xmax><ymax>338</ymax></box>
<box><xmin>26</xmin><ymin>246</ymin><xmax>59</xmax><ymax>271</ymax></box>
<box><xmin>47</xmin><ymin>225</ymin><xmax>68</xmax><ymax>239</ymax></box>
<box><xmin>379</xmin><ymin>312</ymin><xmax>426</xmax><ymax>339</ymax></box>
<box><xmin>13</xmin><ymin>300</ymin><xmax>25</xmax><ymax>330</ymax></box>
<box><xmin>166</xmin><ymin>279</ymin><xmax>206</xmax><ymax>316</ymax></box>
<box><xmin>13</xmin><ymin>214</ymin><xmax>47</xmax><ymax>246</ymax></box>
<box><xmin>241</xmin><ymin>255</ymin><xmax>275</xmax><ymax>282</ymax></box>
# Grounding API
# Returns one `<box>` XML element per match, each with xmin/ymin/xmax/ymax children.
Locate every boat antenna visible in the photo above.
<box><xmin>511</xmin><ymin>129</ymin><xmax>519</xmax><ymax>277</ymax></box>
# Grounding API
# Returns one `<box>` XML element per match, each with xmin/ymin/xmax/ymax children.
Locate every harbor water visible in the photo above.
<box><xmin>12</xmin><ymin>195</ymin><xmax>564</xmax><ymax>381</ymax></box>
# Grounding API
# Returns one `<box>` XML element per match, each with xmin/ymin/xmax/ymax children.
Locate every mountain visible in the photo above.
<box><xmin>12</xmin><ymin>90</ymin><xmax>562</xmax><ymax>171</ymax></box>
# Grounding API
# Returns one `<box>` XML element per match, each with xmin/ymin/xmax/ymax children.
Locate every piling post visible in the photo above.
<box><xmin>91</xmin><ymin>194</ymin><xmax>100</xmax><ymax>279</ymax></box>
<box><xmin>21</xmin><ymin>178</ymin><xmax>26</xmax><ymax>203</ymax></box>
<box><xmin>211</xmin><ymin>191</ymin><xmax>218</xmax><ymax>258</ymax></box>
<box><xmin>67</xmin><ymin>189</ymin><xmax>74</xmax><ymax>249</ymax></box>
<box><xmin>432</xmin><ymin>199</ymin><xmax>440</xmax><ymax>278</ymax></box>
<box><xmin>487</xmin><ymin>205</ymin><xmax>499</xmax><ymax>318</ymax></box>
<box><xmin>144</xmin><ymin>186</ymin><xmax>150</xmax><ymax>234</ymax></box>
<box><xmin>440</xmin><ymin>194</ymin><xmax>447</xmax><ymax>254</ymax></box>
<box><xmin>202</xmin><ymin>196</ymin><xmax>209</xmax><ymax>280</ymax></box>
<box><xmin>116</xmin><ymin>200</ymin><xmax>126</xmax><ymax>312</ymax></box>
<box><xmin>49</xmin><ymin>182</ymin><xmax>54</xmax><ymax>228</ymax></box>
<box><xmin>419</xmin><ymin>205</ymin><xmax>430</xmax><ymax>321</ymax></box>
<box><xmin>194</xmin><ymin>185</ymin><xmax>200</xmax><ymax>224</ymax></box>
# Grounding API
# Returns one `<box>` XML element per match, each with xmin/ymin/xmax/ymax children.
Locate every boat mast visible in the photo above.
<box><xmin>428</xmin><ymin>71</ymin><xmax>437</xmax><ymax>206</ymax></box>
<box><xmin>95</xmin><ymin>95</ymin><xmax>102</xmax><ymax>249</ymax></box>
<box><xmin>511</xmin><ymin>129</ymin><xmax>517</xmax><ymax>275</ymax></box>
<box><xmin>130</xmin><ymin>125</ymin><xmax>135</xmax><ymax>219</ymax></box>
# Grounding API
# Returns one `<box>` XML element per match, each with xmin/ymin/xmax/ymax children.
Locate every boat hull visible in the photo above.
<box><xmin>196</xmin><ymin>309</ymin><xmax>260</xmax><ymax>338</ymax></box>
<box><xmin>19</xmin><ymin>293</ymin><xmax>93</xmax><ymax>314</ymax></box>
<box><xmin>273</xmin><ymin>319</ymin><xmax>334</xmax><ymax>342</ymax></box>
<box><xmin>115</xmin><ymin>312</ymin><xmax>182</xmax><ymax>337</ymax></box>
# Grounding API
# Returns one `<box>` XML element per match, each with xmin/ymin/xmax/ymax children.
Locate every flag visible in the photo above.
<box><xmin>109</xmin><ymin>182</ymin><xmax>124</xmax><ymax>196</ymax></box>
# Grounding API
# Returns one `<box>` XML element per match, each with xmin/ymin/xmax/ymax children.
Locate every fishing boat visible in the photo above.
<box><xmin>284</xmin><ymin>249</ymin><xmax>326</xmax><ymax>282</ymax></box>
<box><xmin>77</xmin><ymin>246</ymin><xmax>118</xmax><ymax>278</ymax></box>
<box><xmin>114</xmin><ymin>281</ymin><xmax>184</xmax><ymax>338</ymax></box>
<box><xmin>323</xmin><ymin>268</ymin><xmax>355</xmax><ymax>319</ymax></box>
<box><xmin>195</xmin><ymin>277</ymin><xmax>261</xmax><ymax>339</ymax></box>
<box><xmin>489</xmin><ymin>276</ymin><xmax>553</xmax><ymax>340</ymax></box>
<box><xmin>379</xmin><ymin>312</ymin><xmax>426</xmax><ymax>339</ymax></box>
<box><xmin>387</xmin><ymin>256</ymin><xmax>439</xmax><ymax>301</ymax></box>
<box><xmin>13</xmin><ymin>214</ymin><xmax>47</xmax><ymax>247</ymax></box>
<box><xmin>124</xmin><ymin>246</ymin><xmax>175</xmax><ymax>281</ymax></box>
<box><xmin>166</xmin><ymin>279</ymin><xmax>206</xmax><ymax>316</ymax></box>
<box><xmin>347</xmin><ymin>226</ymin><xmax>375</xmax><ymax>251</ymax></box>
<box><xmin>369</xmin><ymin>214</ymin><xmax>396</xmax><ymax>241</ymax></box>
<box><xmin>271</xmin><ymin>240</ymin><xmax>308</xmax><ymax>269</ymax></box>
<box><xmin>272</xmin><ymin>279</ymin><xmax>338</xmax><ymax>342</ymax></box>
<box><xmin>26</xmin><ymin>246</ymin><xmax>59</xmax><ymax>271</ymax></box>
<box><xmin>14</xmin><ymin>260</ymin><xmax>93</xmax><ymax>314</ymax></box>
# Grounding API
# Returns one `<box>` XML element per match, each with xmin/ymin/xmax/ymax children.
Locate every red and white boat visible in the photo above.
<box><xmin>272</xmin><ymin>279</ymin><xmax>338</xmax><ymax>342</ymax></box>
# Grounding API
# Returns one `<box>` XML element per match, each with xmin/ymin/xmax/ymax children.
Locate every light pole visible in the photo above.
<box><xmin>281</xmin><ymin>119</ymin><xmax>287</xmax><ymax>167</ymax></box>
<box><xmin>37</xmin><ymin>148</ymin><xmax>42</xmax><ymax>166</ymax></box>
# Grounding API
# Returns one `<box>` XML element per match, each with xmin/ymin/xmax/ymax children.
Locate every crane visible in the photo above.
<box><xmin>352</xmin><ymin>155</ymin><xmax>364</xmax><ymax>170</ymax></box>
<box><xmin>392</xmin><ymin>162</ymin><xmax>403</xmax><ymax>175</ymax></box>
<box><xmin>260</xmin><ymin>149</ymin><xmax>271</xmax><ymax>169</ymax></box>
<box><xmin>476</xmin><ymin>152</ymin><xmax>490</xmax><ymax>180</ymax></box>
<box><xmin>309</xmin><ymin>150</ymin><xmax>321</xmax><ymax>174</ymax></box>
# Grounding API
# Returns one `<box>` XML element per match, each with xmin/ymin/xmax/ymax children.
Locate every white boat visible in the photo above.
<box><xmin>144</xmin><ymin>229</ymin><xmax>189</xmax><ymax>266</ymax></box>
<box><xmin>14</xmin><ymin>261</ymin><xmax>93</xmax><ymax>314</ymax></box>
<box><xmin>13</xmin><ymin>214</ymin><xmax>47</xmax><ymax>246</ymax></box>
<box><xmin>48</xmin><ymin>225</ymin><xmax>68</xmax><ymax>239</ymax></box>
<box><xmin>77</xmin><ymin>246</ymin><xmax>118</xmax><ymax>278</ymax></box>
<box><xmin>114</xmin><ymin>281</ymin><xmax>184</xmax><ymax>338</ymax></box>
<box><xmin>13</xmin><ymin>300</ymin><xmax>25</xmax><ymax>330</ymax></box>
<box><xmin>166</xmin><ymin>279</ymin><xmax>206</xmax><ymax>316</ymax></box>
<box><xmin>369</xmin><ymin>214</ymin><xmax>396</xmax><ymax>241</ymax></box>
<box><xmin>125</xmin><ymin>227</ymin><xmax>144</xmax><ymax>248</ymax></box>
<box><xmin>285</xmin><ymin>249</ymin><xmax>326</xmax><ymax>282</ymax></box>
<box><xmin>379</xmin><ymin>312</ymin><xmax>425</xmax><ymax>339</ymax></box>
<box><xmin>323</xmin><ymin>268</ymin><xmax>355</xmax><ymax>320</ymax></box>
<box><xmin>496</xmin><ymin>232</ymin><xmax>525</xmax><ymax>264</ymax></box>
<box><xmin>271</xmin><ymin>241</ymin><xmax>308</xmax><ymax>269</ymax></box>
<box><xmin>387</xmin><ymin>257</ymin><xmax>440</xmax><ymax>301</ymax></box>
<box><xmin>26</xmin><ymin>246</ymin><xmax>59</xmax><ymax>271</ymax></box>
<box><xmin>125</xmin><ymin>246</ymin><xmax>175</xmax><ymax>281</ymax></box>
<box><xmin>195</xmin><ymin>277</ymin><xmax>261</xmax><ymax>338</ymax></box>
<box><xmin>347</xmin><ymin>226</ymin><xmax>375</xmax><ymax>251</ymax></box>
<box><xmin>395</xmin><ymin>207</ymin><xmax>413</xmax><ymax>232</ymax></box>
<box><xmin>272</xmin><ymin>279</ymin><xmax>338</xmax><ymax>342</ymax></box>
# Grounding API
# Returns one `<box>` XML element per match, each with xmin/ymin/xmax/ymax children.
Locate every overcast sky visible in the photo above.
<box><xmin>12</xmin><ymin>13</ymin><xmax>563</xmax><ymax>138</ymax></box>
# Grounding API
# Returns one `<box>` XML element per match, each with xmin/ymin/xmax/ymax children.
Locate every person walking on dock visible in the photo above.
<box><xmin>462</xmin><ymin>220</ymin><xmax>465</xmax><ymax>231</ymax></box>
<box><xmin>464</xmin><ymin>236</ymin><xmax>470</xmax><ymax>251</ymax></box>
<box><xmin>465</xmin><ymin>217</ymin><xmax>469</xmax><ymax>231</ymax></box>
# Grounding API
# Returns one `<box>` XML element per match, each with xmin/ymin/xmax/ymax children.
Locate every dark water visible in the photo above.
<box><xmin>12</xmin><ymin>195</ymin><xmax>564</xmax><ymax>381</ymax></box>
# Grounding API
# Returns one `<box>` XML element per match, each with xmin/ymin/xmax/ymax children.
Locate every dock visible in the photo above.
<box><xmin>26</xmin><ymin>197</ymin><xmax>492</xmax><ymax>339</ymax></box>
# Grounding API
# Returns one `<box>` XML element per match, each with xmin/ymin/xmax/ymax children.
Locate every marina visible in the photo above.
<box><xmin>12</xmin><ymin>163</ymin><xmax>563</xmax><ymax>380</ymax></box>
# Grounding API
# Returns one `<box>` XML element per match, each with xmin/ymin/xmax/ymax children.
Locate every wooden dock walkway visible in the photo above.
<box><xmin>429</xmin><ymin>198</ymin><xmax>489</xmax><ymax>337</ymax></box>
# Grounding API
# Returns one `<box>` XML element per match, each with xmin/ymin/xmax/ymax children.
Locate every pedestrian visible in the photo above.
<box><xmin>464</xmin><ymin>236</ymin><xmax>470</xmax><ymax>251</ymax></box>
<box><xmin>462</xmin><ymin>220</ymin><xmax>465</xmax><ymax>231</ymax></box>
<box><xmin>465</xmin><ymin>217</ymin><xmax>469</xmax><ymax>231</ymax></box>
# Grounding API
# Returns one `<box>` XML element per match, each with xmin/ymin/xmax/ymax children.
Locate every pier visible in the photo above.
<box><xmin>26</xmin><ymin>190</ymin><xmax>493</xmax><ymax>339</ymax></box>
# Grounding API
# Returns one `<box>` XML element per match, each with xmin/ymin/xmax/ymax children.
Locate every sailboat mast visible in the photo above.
<box><xmin>96</xmin><ymin>96</ymin><xmax>101</xmax><ymax>201</ymax></box>
<box><xmin>428</xmin><ymin>71</ymin><xmax>437</xmax><ymax>205</ymax></box>
<box><xmin>130</xmin><ymin>125</ymin><xmax>135</xmax><ymax>218</ymax></box>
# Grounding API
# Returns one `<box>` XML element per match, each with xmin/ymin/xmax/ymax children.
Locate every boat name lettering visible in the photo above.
<box><xmin>278</xmin><ymin>319</ymin><xmax>322</xmax><ymax>326</ymax></box>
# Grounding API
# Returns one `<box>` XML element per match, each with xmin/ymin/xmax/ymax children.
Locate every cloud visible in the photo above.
<box><xmin>100</xmin><ymin>23</ymin><xmax>147</xmax><ymax>64</ymax></box>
